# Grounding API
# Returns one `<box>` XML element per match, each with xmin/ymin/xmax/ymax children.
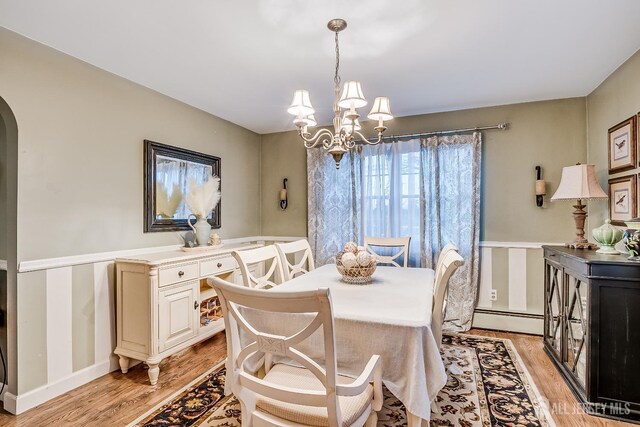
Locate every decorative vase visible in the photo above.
<box><xmin>623</xmin><ymin>218</ymin><xmax>640</xmax><ymax>260</ymax></box>
<box><xmin>188</xmin><ymin>214</ymin><xmax>212</xmax><ymax>246</ymax></box>
<box><xmin>591</xmin><ymin>219</ymin><xmax>623</xmax><ymax>254</ymax></box>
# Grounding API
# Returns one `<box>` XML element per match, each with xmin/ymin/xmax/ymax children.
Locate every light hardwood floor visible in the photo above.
<box><xmin>0</xmin><ymin>329</ymin><xmax>634</xmax><ymax>426</ymax></box>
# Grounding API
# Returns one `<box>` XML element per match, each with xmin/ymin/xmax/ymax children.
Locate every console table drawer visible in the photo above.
<box><xmin>159</xmin><ymin>262</ymin><xmax>199</xmax><ymax>287</ymax></box>
<box><xmin>200</xmin><ymin>257</ymin><xmax>237</xmax><ymax>277</ymax></box>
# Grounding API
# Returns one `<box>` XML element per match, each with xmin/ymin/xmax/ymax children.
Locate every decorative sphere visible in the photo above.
<box><xmin>344</xmin><ymin>241</ymin><xmax>358</xmax><ymax>254</ymax></box>
<box><xmin>341</xmin><ymin>252</ymin><xmax>358</xmax><ymax>268</ymax></box>
<box><xmin>357</xmin><ymin>245</ymin><xmax>366</xmax><ymax>252</ymax></box>
<box><xmin>356</xmin><ymin>251</ymin><xmax>373</xmax><ymax>266</ymax></box>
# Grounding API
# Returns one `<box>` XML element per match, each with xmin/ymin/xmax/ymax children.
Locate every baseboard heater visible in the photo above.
<box><xmin>472</xmin><ymin>308</ymin><xmax>543</xmax><ymax>336</ymax></box>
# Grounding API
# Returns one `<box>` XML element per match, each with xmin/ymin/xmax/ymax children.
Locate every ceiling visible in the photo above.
<box><xmin>1</xmin><ymin>0</ymin><xmax>640</xmax><ymax>134</ymax></box>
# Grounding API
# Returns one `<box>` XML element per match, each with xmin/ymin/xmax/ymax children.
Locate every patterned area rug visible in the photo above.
<box><xmin>130</xmin><ymin>334</ymin><xmax>554</xmax><ymax>426</ymax></box>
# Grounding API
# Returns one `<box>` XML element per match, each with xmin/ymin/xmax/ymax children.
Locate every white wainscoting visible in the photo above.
<box><xmin>473</xmin><ymin>241</ymin><xmax>558</xmax><ymax>335</ymax></box>
<box><xmin>3</xmin><ymin>236</ymin><xmax>304</xmax><ymax>414</ymax></box>
<box><xmin>4</xmin><ymin>238</ymin><xmax>554</xmax><ymax>413</ymax></box>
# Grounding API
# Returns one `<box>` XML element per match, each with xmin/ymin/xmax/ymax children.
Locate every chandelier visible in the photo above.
<box><xmin>287</xmin><ymin>19</ymin><xmax>394</xmax><ymax>169</ymax></box>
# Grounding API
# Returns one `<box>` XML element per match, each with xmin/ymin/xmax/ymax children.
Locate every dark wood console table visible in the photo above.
<box><xmin>543</xmin><ymin>246</ymin><xmax>640</xmax><ymax>423</ymax></box>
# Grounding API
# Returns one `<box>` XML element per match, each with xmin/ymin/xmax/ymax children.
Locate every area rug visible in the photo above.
<box><xmin>130</xmin><ymin>334</ymin><xmax>555</xmax><ymax>426</ymax></box>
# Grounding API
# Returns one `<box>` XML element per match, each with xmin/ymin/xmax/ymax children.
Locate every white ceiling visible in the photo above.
<box><xmin>1</xmin><ymin>0</ymin><xmax>640</xmax><ymax>134</ymax></box>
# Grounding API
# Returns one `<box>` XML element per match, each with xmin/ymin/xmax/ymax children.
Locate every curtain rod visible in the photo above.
<box><xmin>360</xmin><ymin>122</ymin><xmax>509</xmax><ymax>143</ymax></box>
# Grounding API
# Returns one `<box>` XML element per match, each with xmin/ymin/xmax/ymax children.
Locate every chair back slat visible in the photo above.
<box><xmin>433</xmin><ymin>242</ymin><xmax>457</xmax><ymax>287</ymax></box>
<box><xmin>233</xmin><ymin>246</ymin><xmax>285</xmax><ymax>289</ymax></box>
<box><xmin>364</xmin><ymin>236</ymin><xmax>411</xmax><ymax>267</ymax></box>
<box><xmin>209</xmin><ymin>277</ymin><xmax>341</xmax><ymax>420</ymax></box>
<box><xmin>431</xmin><ymin>249</ymin><xmax>464</xmax><ymax>349</ymax></box>
<box><xmin>276</xmin><ymin>239</ymin><xmax>316</xmax><ymax>280</ymax></box>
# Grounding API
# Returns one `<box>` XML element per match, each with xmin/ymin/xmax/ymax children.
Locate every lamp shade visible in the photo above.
<box><xmin>287</xmin><ymin>90</ymin><xmax>315</xmax><ymax>116</ymax></box>
<box><xmin>341</xmin><ymin>113</ymin><xmax>362</xmax><ymax>132</ymax></box>
<box><xmin>301</xmin><ymin>114</ymin><xmax>317</xmax><ymax>127</ymax></box>
<box><xmin>367</xmin><ymin>97</ymin><xmax>393</xmax><ymax>121</ymax></box>
<box><xmin>338</xmin><ymin>81</ymin><xmax>367</xmax><ymax>109</ymax></box>
<box><xmin>551</xmin><ymin>164</ymin><xmax>608</xmax><ymax>201</ymax></box>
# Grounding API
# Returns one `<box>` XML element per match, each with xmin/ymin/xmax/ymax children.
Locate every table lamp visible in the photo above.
<box><xmin>551</xmin><ymin>164</ymin><xmax>607</xmax><ymax>249</ymax></box>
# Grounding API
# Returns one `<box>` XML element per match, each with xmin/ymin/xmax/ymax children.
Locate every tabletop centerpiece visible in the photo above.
<box><xmin>335</xmin><ymin>241</ymin><xmax>377</xmax><ymax>284</ymax></box>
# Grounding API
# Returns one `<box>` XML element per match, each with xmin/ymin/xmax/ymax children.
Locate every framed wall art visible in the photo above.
<box><xmin>608</xmin><ymin>174</ymin><xmax>637</xmax><ymax>226</ymax></box>
<box><xmin>608</xmin><ymin>116</ymin><xmax>637</xmax><ymax>173</ymax></box>
<box><xmin>144</xmin><ymin>140</ymin><xmax>221</xmax><ymax>232</ymax></box>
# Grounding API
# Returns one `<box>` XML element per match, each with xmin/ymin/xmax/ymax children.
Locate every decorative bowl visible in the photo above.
<box><xmin>335</xmin><ymin>251</ymin><xmax>377</xmax><ymax>284</ymax></box>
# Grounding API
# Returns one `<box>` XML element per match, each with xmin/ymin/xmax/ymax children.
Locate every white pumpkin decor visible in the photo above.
<box><xmin>340</xmin><ymin>252</ymin><xmax>358</xmax><ymax>268</ymax></box>
<box><xmin>335</xmin><ymin>242</ymin><xmax>378</xmax><ymax>285</ymax></box>
<box><xmin>356</xmin><ymin>250</ymin><xmax>373</xmax><ymax>267</ymax></box>
<box><xmin>344</xmin><ymin>241</ymin><xmax>358</xmax><ymax>254</ymax></box>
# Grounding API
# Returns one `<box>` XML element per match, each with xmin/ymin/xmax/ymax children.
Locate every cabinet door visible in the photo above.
<box><xmin>159</xmin><ymin>281</ymin><xmax>199</xmax><ymax>352</ymax></box>
<box><xmin>564</xmin><ymin>273</ymin><xmax>588</xmax><ymax>390</ymax></box>
<box><xmin>544</xmin><ymin>260</ymin><xmax>563</xmax><ymax>360</ymax></box>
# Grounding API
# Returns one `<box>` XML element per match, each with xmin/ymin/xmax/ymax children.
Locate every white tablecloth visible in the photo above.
<box><xmin>249</xmin><ymin>264</ymin><xmax>447</xmax><ymax>421</ymax></box>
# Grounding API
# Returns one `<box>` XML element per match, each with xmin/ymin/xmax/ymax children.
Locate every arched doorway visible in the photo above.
<box><xmin>0</xmin><ymin>95</ymin><xmax>18</xmax><ymax>400</ymax></box>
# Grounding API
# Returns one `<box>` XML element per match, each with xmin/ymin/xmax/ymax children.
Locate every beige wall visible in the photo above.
<box><xmin>587</xmin><ymin>49</ymin><xmax>640</xmax><ymax>231</ymax></box>
<box><xmin>261</xmin><ymin>98</ymin><xmax>588</xmax><ymax>244</ymax></box>
<box><xmin>0</xmin><ymin>27</ymin><xmax>262</xmax><ymax>262</ymax></box>
<box><xmin>0</xmin><ymin>27</ymin><xmax>262</xmax><ymax>397</ymax></box>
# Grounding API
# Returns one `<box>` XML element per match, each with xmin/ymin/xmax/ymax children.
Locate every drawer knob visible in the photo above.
<box><xmin>217</xmin><ymin>262</ymin><xmax>223</xmax><ymax>268</ymax></box>
<box><xmin>194</xmin><ymin>301</ymin><xmax>199</xmax><ymax>310</ymax></box>
<box><xmin>178</xmin><ymin>270</ymin><xmax>185</xmax><ymax>277</ymax></box>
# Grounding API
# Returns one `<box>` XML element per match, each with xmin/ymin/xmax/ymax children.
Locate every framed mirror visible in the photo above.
<box><xmin>144</xmin><ymin>140</ymin><xmax>221</xmax><ymax>232</ymax></box>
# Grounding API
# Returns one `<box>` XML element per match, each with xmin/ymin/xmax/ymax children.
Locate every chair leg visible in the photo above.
<box><xmin>240</xmin><ymin>398</ymin><xmax>255</xmax><ymax>427</ymax></box>
<box><xmin>365</xmin><ymin>411</ymin><xmax>377</xmax><ymax>427</ymax></box>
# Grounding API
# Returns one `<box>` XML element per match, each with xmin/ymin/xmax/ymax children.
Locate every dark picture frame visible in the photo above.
<box><xmin>608</xmin><ymin>116</ymin><xmax>637</xmax><ymax>174</ymax></box>
<box><xmin>144</xmin><ymin>140</ymin><xmax>221</xmax><ymax>232</ymax></box>
<box><xmin>608</xmin><ymin>174</ymin><xmax>637</xmax><ymax>226</ymax></box>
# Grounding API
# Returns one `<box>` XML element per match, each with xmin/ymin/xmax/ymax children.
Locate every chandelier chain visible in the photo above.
<box><xmin>334</xmin><ymin>30</ymin><xmax>340</xmax><ymax>89</ymax></box>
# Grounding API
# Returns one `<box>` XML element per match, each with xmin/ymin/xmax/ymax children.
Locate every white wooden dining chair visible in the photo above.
<box><xmin>208</xmin><ymin>276</ymin><xmax>383</xmax><ymax>427</ymax></box>
<box><xmin>233</xmin><ymin>246</ymin><xmax>286</xmax><ymax>289</ymax></box>
<box><xmin>433</xmin><ymin>243</ymin><xmax>458</xmax><ymax>289</ymax></box>
<box><xmin>275</xmin><ymin>239</ymin><xmax>315</xmax><ymax>281</ymax></box>
<box><xmin>364</xmin><ymin>236</ymin><xmax>411</xmax><ymax>267</ymax></box>
<box><xmin>432</xmin><ymin>249</ymin><xmax>464</xmax><ymax>349</ymax></box>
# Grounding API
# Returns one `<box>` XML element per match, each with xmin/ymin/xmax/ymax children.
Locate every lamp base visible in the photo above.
<box><xmin>565</xmin><ymin>199</ymin><xmax>599</xmax><ymax>250</ymax></box>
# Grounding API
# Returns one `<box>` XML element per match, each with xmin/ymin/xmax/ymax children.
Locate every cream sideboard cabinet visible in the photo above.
<box><xmin>114</xmin><ymin>242</ymin><xmax>263</xmax><ymax>385</ymax></box>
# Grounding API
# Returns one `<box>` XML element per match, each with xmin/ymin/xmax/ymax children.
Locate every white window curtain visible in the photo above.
<box><xmin>307</xmin><ymin>132</ymin><xmax>482</xmax><ymax>331</ymax></box>
<box><xmin>360</xmin><ymin>139</ymin><xmax>422</xmax><ymax>266</ymax></box>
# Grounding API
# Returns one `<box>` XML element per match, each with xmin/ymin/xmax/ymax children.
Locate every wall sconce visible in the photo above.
<box><xmin>279</xmin><ymin>178</ymin><xmax>288</xmax><ymax>210</ymax></box>
<box><xmin>535</xmin><ymin>166</ymin><xmax>546</xmax><ymax>207</ymax></box>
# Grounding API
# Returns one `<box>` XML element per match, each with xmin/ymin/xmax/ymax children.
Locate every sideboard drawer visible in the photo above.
<box><xmin>200</xmin><ymin>257</ymin><xmax>237</xmax><ymax>277</ymax></box>
<box><xmin>159</xmin><ymin>262</ymin><xmax>199</xmax><ymax>287</ymax></box>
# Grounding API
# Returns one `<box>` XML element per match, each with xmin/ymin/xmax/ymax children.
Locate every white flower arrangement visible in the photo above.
<box><xmin>156</xmin><ymin>183</ymin><xmax>182</xmax><ymax>219</ymax></box>
<box><xmin>185</xmin><ymin>176</ymin><xmax>221</xmax><ymax>218</ymax></box>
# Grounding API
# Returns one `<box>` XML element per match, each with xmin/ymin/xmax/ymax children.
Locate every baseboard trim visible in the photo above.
<box><xmin>472</xmin><ymin>308</ymin><xmax>543</xmax><ymax>335</ymax></box>
<box><xmin>18</xmin><ymin>236</ymin><xmax>306</xmax><ymax>272</ymax></box>
<box><xmin>2</xmin><ymin>357</ymin><xmax>118</xmax><ymax>414</ymax></box>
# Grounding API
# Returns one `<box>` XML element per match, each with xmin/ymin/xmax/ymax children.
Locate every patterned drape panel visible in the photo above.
<box><xmin>420</xmin><ymin>132</ymin><xmax>482</xmax><ymax>331</ymax></box>
<box><xmin>307</xmin><ymin>132</ymin><xmax>482</xmax><ymax>331</ymax></box>
<box><xmin>307</xmin><ymin>148</ymin><xmax>361</xmax><ymax>265</ymax></box>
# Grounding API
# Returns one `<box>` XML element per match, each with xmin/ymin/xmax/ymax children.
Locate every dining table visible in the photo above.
<box><xmin>245</xmin><ymin>263</ymin><xmax>447</xmax><ymax>426</ymax></box>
